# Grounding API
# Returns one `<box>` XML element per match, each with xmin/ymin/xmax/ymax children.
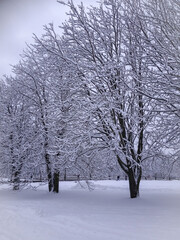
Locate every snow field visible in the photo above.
<box><xmin>0</xmin><ymin>180</ymin><xmax>180</xmax><ymax>240</ymax></box>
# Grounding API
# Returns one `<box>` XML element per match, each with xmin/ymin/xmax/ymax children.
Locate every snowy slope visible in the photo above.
<box><xmin>0</xmin><ymin>180</ymin><xmax>180</xmax><ymax>240</ymax></box>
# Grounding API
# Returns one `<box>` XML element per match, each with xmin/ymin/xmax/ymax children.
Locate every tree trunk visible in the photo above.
<box><xmin>12</xmin><ymin>161</ymin><xmax>23</xmax><ymax>191</ymax></box>
<box><xmin>128</xmin><ymin>168</ymin><xmax>141</xmax><ymax>198</ymax></box>
<box><xmin>45</xmin><ymin>152</ymin><xmax>53</xmax><ymax>192</ymax></box>
<box><xmin>46</xmin><ymin>155</ymin><xmax>53</xmax><ymax>192</ymax></box>
<box><xmin>13</xmin><ymin>171</ymin><xmax>20</xmax><ymax>190</ymax></box>
<box><xmin>47</xmin><ymin>170</ymin><xmax>53</xmax><ymax>192</ymax></box>
<box><xmin>53</xmin><ymin>170</ymin><xmax>59</xmax><ymax>193</ymax></box>
<box><xmin>116</xmin><ymin>155</ymin><xmax>142</xmax><ymax>198</ymax></box>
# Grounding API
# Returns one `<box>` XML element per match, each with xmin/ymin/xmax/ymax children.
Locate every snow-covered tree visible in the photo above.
<box><xmin>141</xmin><ymin>0</ymin><xmax>180</xmax><ymax>165</ymax></box>
<box><xmin>0</xmin><ymin>77</ymin><xmax>38</xmax><ymax>190</ymax></box>
<box><xmin>57</xmin><ymin>0</ymin><xmax>163</xmax><ymax>198</ymax></box>
<box><xmin>7</xmin><ymin>24</ymin><xmax>88</xmax><ymax>192</ymax></box>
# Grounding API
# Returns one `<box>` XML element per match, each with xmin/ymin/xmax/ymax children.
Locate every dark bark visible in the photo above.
<box><xmin>53</xmin><ymin>170</ymin><xmax>59</xmax><ymax>193</ymax></box>
<box><xmin>128</xmin><ymin>167</ymin><xmax>141</xmax><ymax>198</ymax></box>
<box><xmin>13</xmin><ymin>170</ymin><xmax>21</xmax><ymax>190</ymax></box>
<box><xmin>45</xmin><ymin>152</ymin><xmax>53</xmax><ymax>192</ymax></box>
<box><xmin>116</xmin><ymin>155</ymin><xmax>142</xmax><ymax>198</ymax></box>
<box><xmin>47</xmin><ymin>171</ymin><xmax>53</xmax><ymax>192</ymax></box>
<box><xmin>12</xmin><ymin>159</ymin><xmax>23</xmax><ymax>191</ymax></box>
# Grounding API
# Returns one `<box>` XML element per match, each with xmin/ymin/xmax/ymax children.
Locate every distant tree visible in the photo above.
<box><xmin>0</xmin><ymin>78</ymin><xmax>36</xmax><ymax>190</ymax></box>
<box><xmin>10</xmin><ymin>25</ymin><xmax>87</xmax><ymax>192</ymax></box>
<box><xmin>11</xmin><ymin>43</ymin><xmax>65</xmax><ymax>192</ymax></box>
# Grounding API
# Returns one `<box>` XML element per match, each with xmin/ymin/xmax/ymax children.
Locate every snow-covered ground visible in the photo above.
<box><xmin>0</xmin><ymin>180</ymin><xmax>180</xmax><ymax>240</ymax></box>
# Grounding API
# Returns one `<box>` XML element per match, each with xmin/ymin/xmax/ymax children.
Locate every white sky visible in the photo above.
<box><xmin>0</xmin><ymin>0</ymin><xmax>97</xmax><ymax>79</ymax></box>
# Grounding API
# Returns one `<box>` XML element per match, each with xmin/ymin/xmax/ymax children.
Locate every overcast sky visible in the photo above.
<box><xmin>0</xmin><ymin>0</ymin><xmax>96</xmax><ymax>79</ymax></box>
